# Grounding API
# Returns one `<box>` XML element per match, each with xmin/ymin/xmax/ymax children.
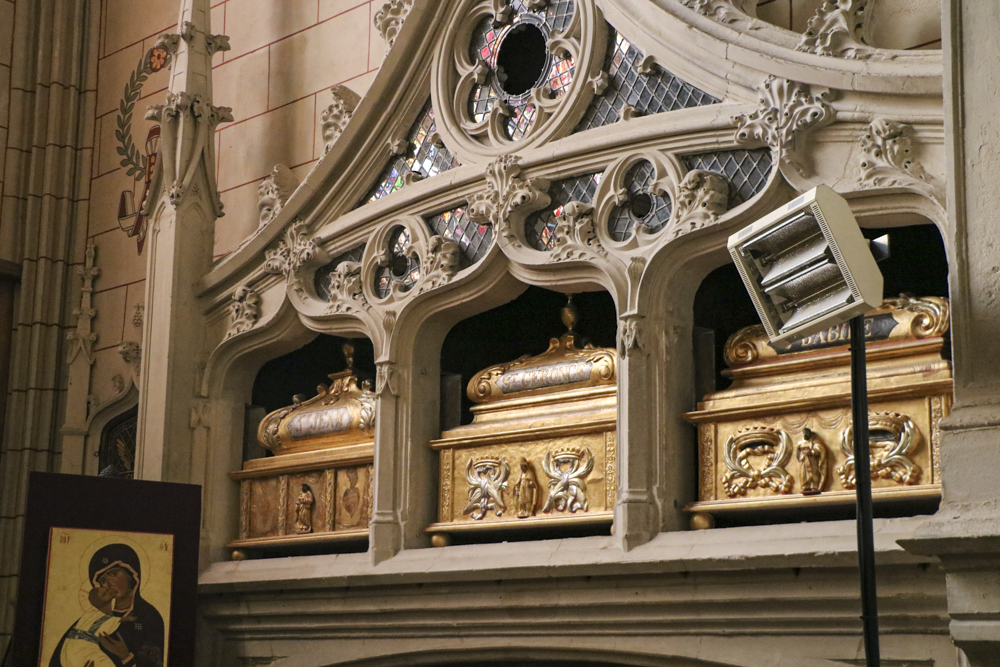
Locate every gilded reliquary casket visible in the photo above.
<box><xmin>428</xmin><ymin>321</ymin><xmax>618</xmax><ymax>540</ymax></box>
<box><xmin>229</xmin><ymin>364</ymin><xmax>375</xmax><ymax>553</ymax></box>
<box><xmin>684</xmin><ymin>296</ymin><xmax>952</xmax><ymax>516</ymax></box>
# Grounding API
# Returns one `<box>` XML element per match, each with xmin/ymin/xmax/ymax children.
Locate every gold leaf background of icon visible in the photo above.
<box><xmin>37</xmin><ymin>527</ymin><xmax>173</xmax><ymax>666</ymax></box>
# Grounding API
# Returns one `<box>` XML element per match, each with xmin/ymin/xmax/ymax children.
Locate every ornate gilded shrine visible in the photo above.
<box><xmin>229</xmin><ymin>346</ymin><xmax>374</xmax><ymax>555</ymax></box>
<box><xmin>685</xmin><ymin>296</ymin><xmax>952</xmax><ymax>520</ymax></box>
<box><xmin>428</xmin><ymin>300</ymin><xmax>617</xmax><ymax>543</ymax></box>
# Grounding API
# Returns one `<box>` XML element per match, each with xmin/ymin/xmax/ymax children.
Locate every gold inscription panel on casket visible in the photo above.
<box><xmin>686</xmin><ymin>296</ymin><xmax>952</xmax><ymax>513</ymax></box>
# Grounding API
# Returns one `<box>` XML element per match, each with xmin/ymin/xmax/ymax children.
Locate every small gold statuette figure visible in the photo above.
<box><xmin>542</xmin><ymin>447</ymin><xmax>594</xmax><ymax>513</ymax></box>
<box><xmin>463</xmin><ymin>457</ymin><xmax>509</xmax><ymax>520</ymax></box>
<box><xmin>294</xmin><ymin>483</ymin><xmax>315</xmax><ymax>534</ymax></box>
<box><xmin>796</xmin><ymin>428</ymin><xmax>828</xmax><ymax>496</ymax></box>
<box><xmin>513</xmin><ymin>457</ymin><xmax>539</xmax><ymax>518</ymax></box>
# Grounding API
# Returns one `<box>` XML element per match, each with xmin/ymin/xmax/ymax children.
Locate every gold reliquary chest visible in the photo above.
<box><xmin>684</xmin><ymin>296</ymin><xmax>952</xmax><ymax>518</ymax></box>
<box><xmin>428</xmin><ymin>311</ymin><xmax>618</xmax><ymax>543</ymax></box>
<box><xmin>229</xmin><ymin>357</ymin><xmax>374</xmax><ymax>555</ymax></box>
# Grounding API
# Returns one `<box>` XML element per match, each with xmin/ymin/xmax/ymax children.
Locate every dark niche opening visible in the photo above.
<box><xmin>495</xmin><ymin>23</ymin><xmax>549</xmax><ymax>96</ymax></box>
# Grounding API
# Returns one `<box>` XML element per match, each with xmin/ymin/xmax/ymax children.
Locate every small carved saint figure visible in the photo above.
<box><xmin>796</xmin><ymin>428</ymin><xmax>828</xmax><ymax>496</ymax></box>
<box><xmin>463</xmin><ymin>457</ymin><xmax>509</xmax><ymax>520</ymax></box>
<box><xmin>542</xmin><ymin>447</ymin><xmax>594</xmax><ymax>513</ymax></box>
<box><xmin>340</xmin><ymin>468</ymin><xmax>363</xmax><ymax>527</ymax></box>
<box><xmin>513</xmin><ymin>457</ymin><xmax>539</xmax><ymax>518</ymax></box>
<box><xmin>294</xmin><ymin>483</ymin><xmax>315</xmax><ymax>534</ymax></box>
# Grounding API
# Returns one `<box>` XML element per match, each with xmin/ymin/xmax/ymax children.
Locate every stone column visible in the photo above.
<box><xmin>896</xmin><ymin>2</ymin><xmax>1000</xmax><ymax>665</ymax></box>
<box><xmin>134</xmin><ymin>0</ymin><xmax>231</xmax><ymax>482</ymax></box>
<box><xmin>0</xmin><ymin>0</ymin><xmax>99</xmax><ymax>652</ymax></box>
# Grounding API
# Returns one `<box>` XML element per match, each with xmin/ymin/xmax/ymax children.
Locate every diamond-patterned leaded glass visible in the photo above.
<box><xmin>576</xmin><ymin>28</ymin><xmax>720</xmax><ymax>131</ymax></box>
<box><xmin>469</xmin><ymin>18</ymin><xmax>502</xmax><ymax>122</ymax></box>
<box><xmin>315</xmin><ymin>244</ymin><xmax>365</xmax><ymax>300</ymax></box>
<box><xmin>541</xmin><ymin>0</ymin><xmax>575</xmax><ymax>33</ymax></box>
<box><xmin>607</xmin><ymin>160</ymin><xmax>672</xmax><ymax>241</ymax></box>
<box><xmin>374</xmin><ymin>228</ymin><xmax>420</xmax><ymax>298</ymax></box>
<box><xmin>683</xmin><ymin>148</ymin><xmax>773</xmax><ymax>207</ymax></box>
<box><xmin>426</xmin><ymin>205</ymin><xmax>494</xmax><ymax>265</ymax></box>
<box><xmin>362</xmin><ymin>103</ymin><xmax>461</xmax><ymax>205</ymax></box>
<box><xmin>524</xmin><ymin>173</ymin><xmax>602</xmax><ymax>250</ymax></box>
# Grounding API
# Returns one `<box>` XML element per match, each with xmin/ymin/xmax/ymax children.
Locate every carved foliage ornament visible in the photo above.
<box><xmin>257</xmin><ymin>165</ymin><xmax>299</xmax><ymax>228</ymax></box>
<box><xmin>734</xmin><ymin>76</ymin><xmax>835</xmax><ymax>176</ymax></box>
<box><xmin>859</xmin><ymin>119</ymin><xmax>944</xmax><ymax>203</ymax></box>
<box><xmin>374</xmin><ymin>0</ymin><xmax>414</xmax><ymax>50</ymax></box>
<box><xmin>668</xmin><ymin>169</ymin><xmax>729</xmax><ymax>238</ymax></box>
<box><xmin>681</xmin><ymin>0</ymin><xmax>758</xmax><ymax>23</ymax></box>
<box><xmin>227</xmin><ymin>284</ymin><xmax>261</xmax><ymax>339</ymax></box>
<box><xmin>321</xmin><ymin>85</ymin><xmax>362</xmax><ymax>155</ymax></box>
<box><xmin>327</xmin><ymin>261</ymin><xmax>371</xmax><ymax>315</ymax></box>
<box><xmin>722</xmin><ymin>426</ymin><xmax>794</xmax><ymax>497</ymax></box>
<box><xmin>838</xmin><ymin>412</ymin><xmax>922</xmax><ymax>487</ymax></box>
<box><xmin>797</xmin><ymin>0</ymin><xmax>871</xmax><ymax>60</ymax></box>
<box><xmin>264</xmin><ymin>221</ymin><xmax>328</xmax><ymax>296</ymax></box>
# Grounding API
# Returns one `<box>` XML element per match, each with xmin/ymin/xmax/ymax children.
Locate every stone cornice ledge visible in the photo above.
<box><xmin>200</xmin><ymin>516</ymin><xmax>932</xmax><ymax>593</ymax></box>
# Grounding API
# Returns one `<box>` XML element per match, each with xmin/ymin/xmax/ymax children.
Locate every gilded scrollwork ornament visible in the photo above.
<box><xmin>859</xmin><ymin>119</ymin><xmax>944</xmax><ymax>203</ymax></box>
<box><xmin>885</xmin><ymin>294</ymin><xmax>949</xmax><ymax>339</ymax></box>
<box><xmin>722</xmin><ymin>426</ymin><xmax>794</xmax><ymax>497</ymax></box>
<box><xmin>464</xmin><ymin>456</ymin><xmax>510</xmax><ymax>519</ymax></box>
<box><xmin>735</xmin><ymin>76</ymin><xmax>835</xmax><ymax>176</ymax></box>
<box><xmin>797</xmin><ymin>0</ymin><xmax>872</xmax><ymax>59</ymax></box>
<box><xmin>542</xmin><ymin>446</ymin><xmax>594</xmax><ymax>513</ymax></box>
<box><xmin>838</xmin><ymin>412</ymin><xmax>922</xmax><ymax>487</ymax></box>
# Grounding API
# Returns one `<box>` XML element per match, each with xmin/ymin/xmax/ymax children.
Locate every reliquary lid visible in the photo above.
<box><xmin>723</xmin><ymin>295</ymin><xmax>950</xmax><ymax>370</ymax></box>
<box><xmin>257</xmin><ymin>347</ymin><xmax>375</xmax><ymax>455</ymax></box>
<box><xmin>467</xmin><ymin>298</ymin><xmax>617</xmax><ymax>406</ymax></box>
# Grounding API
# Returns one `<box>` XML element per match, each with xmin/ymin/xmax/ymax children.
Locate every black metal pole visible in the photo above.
<box><xmin>849</xmin><ymin>314</ymin><xmax>881</xmax><ymax>667</ymax></box>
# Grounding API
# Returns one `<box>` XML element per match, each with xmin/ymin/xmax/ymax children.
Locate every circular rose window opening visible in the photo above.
<box><xmin>495</xmin><ymin>23</ymin><xmax>549</xmax><ymax>97</ymax></box>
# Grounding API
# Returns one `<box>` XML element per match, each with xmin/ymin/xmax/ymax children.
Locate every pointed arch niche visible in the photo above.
<box><xmin>234</xmin><ymin>334</ymin><xmax>377</xmax><ymax>558</ymax></box>
<box><xmin>431</xmin><ymin>285</ymin><xmax>618</xmax><ymax>545</ymax></box>
<box><xmin>688</xmin><ymin>220</ymin><xmax>951</xmax><ymax>528</ymax></box>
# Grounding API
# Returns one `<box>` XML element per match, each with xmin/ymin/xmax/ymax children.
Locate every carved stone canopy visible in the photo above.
<box><xmin>257</xmin><ymin>347</ymin><xmax>376</xmax><ymax>455</ymax></box>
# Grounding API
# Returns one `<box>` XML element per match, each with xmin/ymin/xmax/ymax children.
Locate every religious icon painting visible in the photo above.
<box><xmin>7</xmin><ymin>472</ymin><xmax>200</xmax><ymax>667</ymax></box>
<box><xmin>38</xmin><ymin>528</ymin><xmax>173</xmax><ymax>667</ymax></box>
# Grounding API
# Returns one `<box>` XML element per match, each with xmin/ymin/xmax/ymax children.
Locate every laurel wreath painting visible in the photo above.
<box><xmin>116</xmin><ymin>47</ymin><xmax>170</xmax><ymax>181</ymax></box>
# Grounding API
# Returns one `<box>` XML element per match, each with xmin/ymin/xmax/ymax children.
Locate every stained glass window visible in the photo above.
<box><xmin>466</xmin><ymin>2</ymin><xmax>576</xmax><ymax>141</ymax></box>
<box><xmin>315</xmin><ymin>244</ymin><xmax>365</xmax><ymax>301</ymax></box>
<box><xmin>524</xmin><ymin>173</ymin><xmax>602</xmax><ymax>251</ymax></box>
<box><xmin>374</xmin><ymin>227</ymin><xmax>421</xmax><ymax>298</ymax></box>
<box><xmin>99</xmin><ymin>407</ymin><xmax>138</xmax><ymax>479</ymax></box>
<box><xmin>607</xmin><ymin>160</ymin><xmax>672</xmax><ymax>241</ymax></box>
<box><xmin>362</xmin><ymin>102</ymin><xmax>461</xmax><ymax>205</ymax></box>
<box><xmin>576</xmin><ymin>28</ymin><xmax>720</xmax><ymax>131</ymax></box>
<box><xmin>683</xmin><ymin>148</ymin><xmax>773</xmax><ymax>207</ymax></box>
<box><xmin>426</xmin><ymin>205</ymin><xmax>494</xmax><ymax>265</ymax></box>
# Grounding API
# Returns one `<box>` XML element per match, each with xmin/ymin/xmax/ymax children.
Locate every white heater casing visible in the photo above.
<box><xmin>728</xmin><ymin>185</ymin><xmax>884</xmax><ymax>347</ymax></box>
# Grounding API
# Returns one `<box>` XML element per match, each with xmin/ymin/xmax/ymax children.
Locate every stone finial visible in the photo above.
<box><xmin>258</xmin><ymin>165</ymin><xmax>300</xmax><ymax>228</ymax></box>
<box><xmin>321</xmin><ymin>85</ymin><xmax>362</xmax><ymax>155</ymax></box>
<box><xmin>374</xmin><ymin>0</ymin><xmax>414</xmax><ymax>51</ymax></box>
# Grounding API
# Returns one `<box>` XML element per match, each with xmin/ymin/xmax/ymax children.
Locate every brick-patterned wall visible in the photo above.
<box><xmin>85</xmin><ymin>0</ymin><xmax>384</xmax><ymax>410</ymax></box>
